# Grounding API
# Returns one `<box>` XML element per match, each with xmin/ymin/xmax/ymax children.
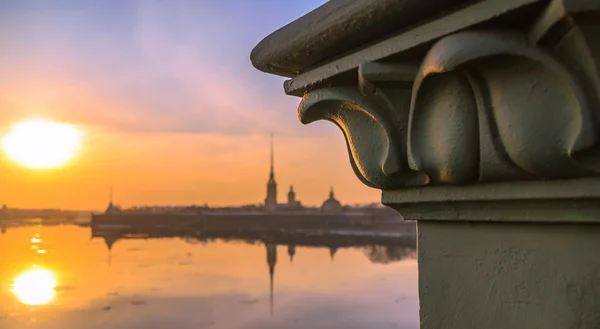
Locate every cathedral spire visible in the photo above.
<box><xmin>265</xmin><ymin>133</ymin><xmax>278</xmax><ymax>209</ymax></box>
<box><xmin>269</xmin><ymin>133</ymin><xmax>274</xmax><ymax>180</ymax></box>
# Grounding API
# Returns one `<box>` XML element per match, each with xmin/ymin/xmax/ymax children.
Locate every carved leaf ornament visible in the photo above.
<box><xmin>299</xmin><ymin>30</ymin><xmax>599</xmax><ymax>190</ymax></box>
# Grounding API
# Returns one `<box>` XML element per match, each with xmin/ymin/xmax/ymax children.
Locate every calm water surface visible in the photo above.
<box><xmin>0</xmin><ymin>224</ymin><xmax>418</xmax><ymax>329</ymax></box>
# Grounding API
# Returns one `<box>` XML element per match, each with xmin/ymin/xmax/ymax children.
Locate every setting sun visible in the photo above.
<box><xmin>1</xmin><ymin>119</ymin><xmax>82</xmax><ymax>169</ymax></box>
<box><xmin>12</xmin><ymin>268</ymin><xmax>57</xmax><ymax>306</ymax></box>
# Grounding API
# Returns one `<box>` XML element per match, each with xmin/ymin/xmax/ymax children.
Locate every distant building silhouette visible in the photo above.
<box><xmin>264</xmin><ymin>135</ymin><xmax>305</xmax><ymax>211</ymax></box>
<box><xmin>96</xmin><ymin>135</ymin><xmax>391</xmax><ymax>216</ymax></box>
<box><xmin>321</xmin><ymin>187</ymin><xmax>342</xmax><ymax>213</ymax></box>
<box><xmin>262</xmin><ymin>136</ymin><xmax>346</xmax><ymax>212</ymax></box>
<box><xmin>286</xmin><ymin>185</ymin><xmax>303</xmax><ymax>210</ymax></box>
<box><xmin>105</xmin><ymin>202</ymin><xmax>121</xmax><ymax>214</ymax></box>
<box><xmin>265</xmin><ymin>134</ymin><xmax>277</xmax><ymax>211</ymax></box>
<box><xmin>105</xmin><ymin>186</ymin><xmax>122</xmax><ymax>214</ymax></box>
<box><xmin>287</xmin><ymin>186</ymin><xmax>296</xmax><ymax>205</ymax></box>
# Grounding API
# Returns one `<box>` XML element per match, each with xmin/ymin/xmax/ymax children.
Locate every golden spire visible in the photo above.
<box><xmin>269</xmin><ymin>133</ymin><xmax>274</xmax><ymax>180</ymax></box>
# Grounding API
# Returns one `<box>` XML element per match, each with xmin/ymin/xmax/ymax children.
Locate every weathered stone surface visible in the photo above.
<box><xmin>250</xmin><ymin>0</ymin><xmax>480</xmax><ymax>78</ymax></box>
<box><xmin>252</xmin><ymin>1</ymin><xmax>600</xmax><ymax>327</ymax></box>
<box><xmin>252</xmin><ymin>0</ymin><xmax>600</xmax><ymax>221</ymax></box>
<box><xmin>284</xmin><ymin>0</ymin><xmax>546</xmax><ymax>95</ymax></box>
<box><xmin>418</xmin><ymin>221</ymin><xmax>600</xmax><ymax>329</ymax></box>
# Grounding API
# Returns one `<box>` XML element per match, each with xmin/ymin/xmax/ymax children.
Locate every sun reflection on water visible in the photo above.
<box><xmin>12</xmin><ymin>268</ymin><xmax>57</xmax><ymax>306</ymax></box>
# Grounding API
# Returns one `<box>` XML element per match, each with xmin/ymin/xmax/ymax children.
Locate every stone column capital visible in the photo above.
<box><xmin>252</xmin><ymin>0</ymin><xmax>600</xmax><ymax>222</ymax></box>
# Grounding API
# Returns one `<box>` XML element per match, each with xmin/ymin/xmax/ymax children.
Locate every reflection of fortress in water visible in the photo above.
<box><xmin>96</xmin><ymin>231</ymin><xmax>415</xmax><ymax>316</ymax></box>
<box><xmin>266</xmin><ymin>243</ymin><xmax>276</xmax><ymax>316</ymax></box>
<box><xmin>0</xmin><ymin>219</ymin><xmax>415</xmax><ymax>317</ymax></box>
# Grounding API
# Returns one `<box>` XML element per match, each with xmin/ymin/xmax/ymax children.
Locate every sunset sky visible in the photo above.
<box><xmin>0</xmin><ymin>0</ymin><xmax>380</xmax><ymax>210</ymax></box>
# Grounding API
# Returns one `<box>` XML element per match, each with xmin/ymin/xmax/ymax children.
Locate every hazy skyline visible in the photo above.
<box><xmin>0</xmin><ymin>0</ymin><xmax>381</xmax><ymax>210</ymax></box>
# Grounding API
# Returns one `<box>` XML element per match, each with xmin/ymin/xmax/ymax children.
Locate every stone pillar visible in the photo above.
<box><xmin>251</xmin><ymin>0</ymin><xmax>600</xmax><ymax>327</ymax></box>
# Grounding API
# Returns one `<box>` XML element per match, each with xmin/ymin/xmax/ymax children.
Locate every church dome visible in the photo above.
<box><xmin>321</xmin><ymin>187</ymin><xmax>342</xmax><ymax>212</ymax></box>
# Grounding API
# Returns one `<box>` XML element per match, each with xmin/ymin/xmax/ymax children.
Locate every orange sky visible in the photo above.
<box><xmin>0</xmin><ymin>124</ymin><xmax>380</xmax><ymax>210</ymax></box>
<box><xmin>0</xmin><ymin>1</ymin><xmax>381</xmax><ymax>210</ymax></box>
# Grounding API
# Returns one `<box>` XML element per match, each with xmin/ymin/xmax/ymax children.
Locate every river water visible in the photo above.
<box><xmin>0</xmin><ymin>224</ymin><xmax>418</xmax><ymax>329</ymax></box>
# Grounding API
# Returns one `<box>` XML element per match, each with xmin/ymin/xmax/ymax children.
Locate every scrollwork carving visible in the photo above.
<box><xmin>409</xmin><ymin>30</ymin><xmax>599</xmax><ymax>183</ymax></box>
<box><xmin>298</xmin><ymin>86</ymin><xmax>427</xmax><ymax>189</ymax></box>
<box><xmin>298</xmin><ymin>28</ymin><xmax>600</xmax><ymax>190</ymax></box>
<box><xmin>253</xmin><ymin>0</ymin><xmax>600</xmax><ymax>221</ymax></box>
